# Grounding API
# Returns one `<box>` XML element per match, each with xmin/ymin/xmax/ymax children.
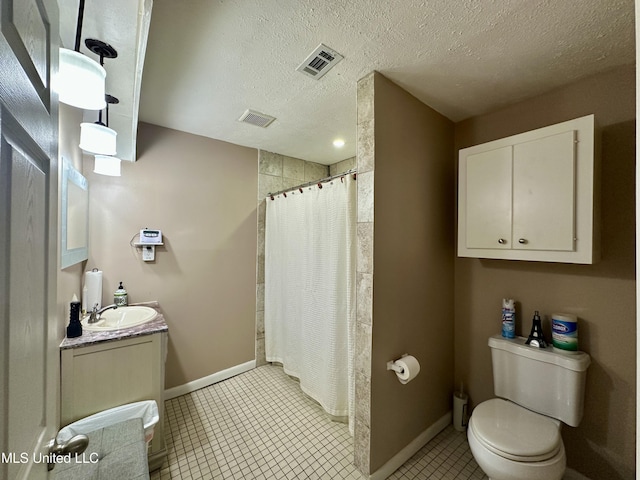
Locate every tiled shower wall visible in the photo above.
<box><xmin>330</xmin><ymin>157</ymin><xmax>356</xmax><ymax>176</ymax></box>
<box><xmin>255</xmin><ymin>151</ymin><xmax>355</xmax><ymax>366</ymax></box>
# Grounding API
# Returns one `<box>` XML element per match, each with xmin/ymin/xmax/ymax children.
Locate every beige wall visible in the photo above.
<box><xmin>84</xmin><ymin>123</ymin><xmax>258</xmax><ymax>389</ymax></box>
<box><xmin>356</xmin><ymin>72</ymin><xmax>455</xmax><ymax>474</ymax></box>
<box><xmin>454</xmin><ymin>65</ymin><xmax>636</xmax><ymax>480</ymax></box>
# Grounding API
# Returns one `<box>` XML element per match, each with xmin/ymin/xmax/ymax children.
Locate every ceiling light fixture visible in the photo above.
<box><xmin>333</xmin><ymin>139</ymin><xmax>345</xmax><ymax>148</ymax></box>
<box><xmin>80</xmin><ymin>94</ymin><xmax>119</xmax><ymax>155</ymax></box>
<box><xmin>58</xmin><ymin>0</ymin><xmax>106</xmax><ymax>110</ymax></box>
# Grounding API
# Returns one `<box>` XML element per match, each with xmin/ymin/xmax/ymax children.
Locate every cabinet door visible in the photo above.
<box><xmin>465</xmin><ymin>146</ymin><xmax>512</xmax><ymax>249</ymax></box>
<box><xmin>513</xmin><ymin>131</ymin><xmax>575</xmax><ymax>251</ymax></box>
<box><xmin>61</xmin><ymin>334</ymin><xmax>166</xmax><ymax>463</ymax></box>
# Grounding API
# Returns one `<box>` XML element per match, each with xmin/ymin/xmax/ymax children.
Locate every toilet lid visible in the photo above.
<box><xmin>470</xmin><ymin>398</ymin><xmax>561</xmax><ymax>461</ymax></box>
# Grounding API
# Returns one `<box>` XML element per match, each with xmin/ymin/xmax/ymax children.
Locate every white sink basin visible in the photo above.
<box><xmin>82</xmin><ymin>306</ymin><xmax>158</xmax><ymax>331</ymax></box>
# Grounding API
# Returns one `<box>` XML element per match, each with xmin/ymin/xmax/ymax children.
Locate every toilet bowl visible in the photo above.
<box><xmin>467</xmin><ymin>398</ymin><xmax>566</xmax><ymax>480</ymax></box>
<box><xmin>467</xmin><ymin>336</ymin><xmax>590</xmax><ymax>480</ymax></box>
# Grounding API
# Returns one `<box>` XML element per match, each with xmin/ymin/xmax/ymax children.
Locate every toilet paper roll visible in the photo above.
<box><xmin>84</xmin><ymin>269</ymin><xmax>103</xmax><ymax>310</ymax></box>
<box><xmin>394</xmin><ymin>355</ymin><xmax>420</xmax><ymax>384</ymax></box>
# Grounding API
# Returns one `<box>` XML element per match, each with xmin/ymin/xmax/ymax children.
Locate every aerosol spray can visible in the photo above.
<box><xmin>502</xmin><ymin>298</ymin><xmax>516</xmax><ymax>339</ymax></box>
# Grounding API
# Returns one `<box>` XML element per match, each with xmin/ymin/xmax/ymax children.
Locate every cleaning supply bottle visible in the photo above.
<box><xmin>67</xmin><ymin>295</ymin><xmax>82</xmax><ymax>338</ymax></box>
<box><xmin>114</xmin><ymin>281</ymin><xmax>128</xmax><ymax>306</ymax></box>
<box><xmin>501</xmin><ymin>298</ymin><xmax>516</xmax><ymax>338</ymax></box>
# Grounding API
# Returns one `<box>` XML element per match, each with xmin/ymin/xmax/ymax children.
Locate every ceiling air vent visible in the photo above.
<box><xmin>296</xmin><ymin>44</ymin><xmax>344</xmax><ymax>80</ymax></box>
<box><xmin>238</xmin><ymin>109</ymin><xmax>276</xmax><ymax>128</ymax></box>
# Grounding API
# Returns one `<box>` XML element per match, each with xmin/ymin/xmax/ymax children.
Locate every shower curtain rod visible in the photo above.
<box><xmin>267</xmin><ymin>168</ymin><xmax>357</xmax><ymax>199</ymax></box>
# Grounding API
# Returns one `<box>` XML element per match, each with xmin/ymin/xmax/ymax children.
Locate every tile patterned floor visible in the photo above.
<box><xmin>387</xmin><ymin>427</ymin><xmax>487</xmax><ymax>480</ymax></box>
<box><xmin>151</xmin><ymin>364</ymin><xmax>487</xmax><ymax>479</ymax></box>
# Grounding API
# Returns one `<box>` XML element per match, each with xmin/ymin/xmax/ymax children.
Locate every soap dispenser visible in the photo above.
<box><xmin>114</xmin><ymin>281</ymin><xmax>128</xmax><ymax>306</ymax></box>
<box><xmin>525</xmin><ymin>310</ymin><xmax>548</xmax><ymax>348</ymax></box>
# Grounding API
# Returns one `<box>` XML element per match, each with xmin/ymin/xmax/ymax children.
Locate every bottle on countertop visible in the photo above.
<box><xmin>114</xmin><ymin>281</ymin><xmax>128</xmax><ymax>306</ymax></box>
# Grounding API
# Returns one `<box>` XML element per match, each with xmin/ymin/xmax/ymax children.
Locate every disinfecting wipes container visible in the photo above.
<box><xmin>552</xmin><ymin>313</ymin><xmax>578</xmax><ymax>352</ymax></box>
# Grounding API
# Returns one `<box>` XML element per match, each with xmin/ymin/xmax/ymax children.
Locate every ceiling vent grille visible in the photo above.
<box><xmin>296</xmin><ymin>44</ymin><xmax>344</xmax><ymax>80</ymax></box>
<box><xmin>238</xmin><ymin>109</ymin><xmax>276</xmax><ymax>128</ymax></box>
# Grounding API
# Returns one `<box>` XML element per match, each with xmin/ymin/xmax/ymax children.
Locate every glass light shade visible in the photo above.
<box><xmin>94</xmin><ymin>155</ymin><xmax>121</xmax><ymax>176</ymax></box>
<box><xmin>58</xmin><ymin>48</ymin><xmax>107</xmax><ymax>110</ymax></box>
<box><xmin>79</xmin><ymin>123</ymin><xmax>117</xmax><ymax>155</ymax></box>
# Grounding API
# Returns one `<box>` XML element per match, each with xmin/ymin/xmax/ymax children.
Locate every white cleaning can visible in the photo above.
<box><xmin>501</xmin><ymin>298</ymin><xmax>516</xmax><ymax>338</ymax></box>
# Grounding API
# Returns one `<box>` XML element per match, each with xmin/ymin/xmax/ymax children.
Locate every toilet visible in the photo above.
<box><xmin>467</xmin><ymin>335</ymin><xmax>590</xmax><ymax>480</ymax></box>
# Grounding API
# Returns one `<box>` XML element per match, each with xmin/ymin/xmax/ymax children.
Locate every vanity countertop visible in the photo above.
<box><xmin>60</xmin><ymin>301</ymin><xmax>168</xmax><ymax>350</ymax></box>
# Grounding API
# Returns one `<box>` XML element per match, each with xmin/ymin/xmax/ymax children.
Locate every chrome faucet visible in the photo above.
<box><xmin>87</xmin><ymin>303</ymin><xmax>118</xmax><ymax>324</ymax></box>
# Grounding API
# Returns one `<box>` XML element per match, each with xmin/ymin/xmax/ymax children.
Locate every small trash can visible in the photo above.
<box><xmin>58</xmin><ymin>400</ymin><xmax>159</xmax><ymax>451</ymax></box>
<box><xmin>453</xmin><ymin>391</ymin><xmax>468</xmax><ymax>432</ymax></box>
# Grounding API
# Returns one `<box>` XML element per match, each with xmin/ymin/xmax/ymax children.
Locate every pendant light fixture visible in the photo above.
<box><xmin>93</xmin><ymin>155</ymin><xmax>121</xmax><ymax>176</ymax></box>
<box><xmin>58</xmin><ymin>0</ymin><xmax>106</xmax><ymax>110</ymax></box>
<box><xmin>89</xmin><ymin>93</ymin><xmax>122</xmax><ymax>176</ymax></box>
<box><xmin>80</xmin><ymin>94</ymin><xmax>118</xmax><ymax>155</ymax></box>
<box><xmin>79</xmin><ymin>122</ymin><xmax>117</xmax><ymax>155</ymax></box>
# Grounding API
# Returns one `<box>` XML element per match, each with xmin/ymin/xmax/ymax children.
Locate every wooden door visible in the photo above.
<box><xmin>0</xmin><ymin>0</ymin><xmax>59</xmax><ymax>479</ymax></box>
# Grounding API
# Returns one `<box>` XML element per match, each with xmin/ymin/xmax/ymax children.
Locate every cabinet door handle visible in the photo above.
<box><xmin>518</xmin><ymin>238</ymin><xmax>528</xmax><ymax>244</ymax></box>
<box><xmin>498</xmin><ymin>238</ymin><xmax>507</xmax><ymax>244</ymax></box>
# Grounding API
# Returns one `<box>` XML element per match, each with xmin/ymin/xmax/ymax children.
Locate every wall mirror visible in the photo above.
<box><xmin>61</xmin><ymin>157</ymin><xmax>89</xmax><ymax>269</ymax></box>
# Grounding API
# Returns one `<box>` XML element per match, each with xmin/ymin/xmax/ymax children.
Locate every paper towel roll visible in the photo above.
<box><xmin>394</xmin><ymin>355</ymin><xmax>420</xmax><ymax>384</ymax></box>
<box><xmin>84</xmin><ymin>269</ymin><xmax>103</xmax><ymax>310</ymax></box>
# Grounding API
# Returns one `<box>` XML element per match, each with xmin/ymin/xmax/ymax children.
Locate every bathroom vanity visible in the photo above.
<box><xmin>60</xmin><ymin>303</ymin><xmax>168</xmax><ymax>471</ymax></box>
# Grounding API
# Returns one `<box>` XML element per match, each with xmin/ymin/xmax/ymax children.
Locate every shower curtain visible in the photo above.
<box><xmin>264</xmin><ymin>175</ymin><xmax>356</xmax><ymax>431</ymax></box>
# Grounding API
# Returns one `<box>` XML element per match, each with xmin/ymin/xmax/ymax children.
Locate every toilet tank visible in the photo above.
<box><xmin>489</xmin><ymin>335</ymin><xmax>590</xmax><ymax>427</ymax></box>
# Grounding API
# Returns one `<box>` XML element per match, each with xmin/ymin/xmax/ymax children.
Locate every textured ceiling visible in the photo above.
<box><xmin>138</xmin><ymin>0</ymin><xmax>635</xmax><ymax>165</ymax></box>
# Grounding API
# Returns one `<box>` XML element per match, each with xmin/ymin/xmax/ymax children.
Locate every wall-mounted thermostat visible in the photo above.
<box><xmin>134</xmin><ymin>228</ymin><xmax>164</xmax><ymax>262</ymax></box>
<box><xmin>140</xmin><ymin>229</ymin><xmax>162</xmax><ymax>244</ymax></box>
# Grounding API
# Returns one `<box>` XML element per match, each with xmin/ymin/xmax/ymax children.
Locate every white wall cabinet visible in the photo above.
<box><xmin>458</xmin><ymin>115</ymin><xmax>599</xmax><ymax>263</ymax></box>
<box><xmin>61</xmin><ymin>332</ymin><xmax>167</xmax><ymax>470</ymax></box>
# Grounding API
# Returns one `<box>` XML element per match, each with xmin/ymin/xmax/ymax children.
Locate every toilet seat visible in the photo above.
<box><xmin>470</xmin><ymin>398</ymin><xmax>561</xmax><ymax>462</ymax></box>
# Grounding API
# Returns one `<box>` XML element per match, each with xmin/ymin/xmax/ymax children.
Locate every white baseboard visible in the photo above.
<box><xmin>164</xmin><ymin>360</ymin><xmax>256</xmax><ymax>400</ymax></box>
<box><xmin>564</xmin><ymin>468</ymin><xmax>591</xmax><ymax>480</ymax></box>
<box><xmin>369</xmin><ymin>411</ymin><xmax>452</xmax><ymax>480</ymax></box>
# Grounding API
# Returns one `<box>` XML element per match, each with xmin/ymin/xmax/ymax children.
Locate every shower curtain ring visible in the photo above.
<box><xmin>318</xmin><ymin>183</ymin><xmax>323</xmax><ymax>189</ymax></box>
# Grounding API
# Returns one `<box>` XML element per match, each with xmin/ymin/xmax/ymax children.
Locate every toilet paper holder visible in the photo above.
<box><xmin>387</xmin><ymin>354</ymin><xmax>409</xmax><ymax>374</ymax></box>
